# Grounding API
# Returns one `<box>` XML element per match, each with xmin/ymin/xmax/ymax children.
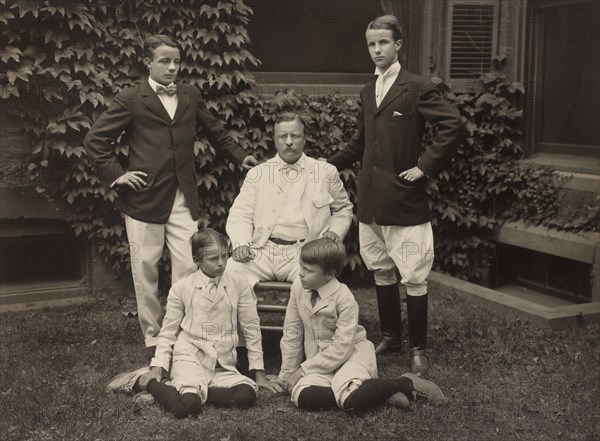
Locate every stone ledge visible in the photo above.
<box><xmin>429</xmin><ymin>271</ymin><xmax>600</xmax><ymax>330</ymax></box>
<box><xmin>521</xmin><ymin>152</ymin><xmax>600</xmax><ymax>176</ymax></box>
<box><xmin>0</xmin><ymin>296</ymin><xmax>91</xmax><ymax>313</ymax></box>
<box><xmin>495</xmin><ymin>220</ymin><xmax>599</xmax><ymax>264</ymax></box>
<box><xmin>555</xmin><ymin>171</ymin><xmax>600</xmax><ymax>193</ymax></box>
<box><xmin>0</xmin><ymin>184</ymin><xmax>69</xmax><ymax>220</ymax></box>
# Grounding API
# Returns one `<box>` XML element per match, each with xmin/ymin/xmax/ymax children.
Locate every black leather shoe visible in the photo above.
<box><xmin>410</xmin><ymin>347</ymin><xmax>430</xmax><ymax>377</ymax></box>
<box><xmin>375</xmin><ymin>336</ymin><xmax>402</xmax><ymax>355</ymax></box>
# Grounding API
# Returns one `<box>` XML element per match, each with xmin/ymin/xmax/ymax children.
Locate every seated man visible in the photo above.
<box><xmin>226</xmin><ymin>111</ymin><xmax>353</xmax><ymax>288</ymax></box>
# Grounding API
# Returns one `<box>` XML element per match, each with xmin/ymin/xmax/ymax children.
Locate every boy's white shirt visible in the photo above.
<box><xmin>278</xmin><ymin>278</ymin><xmax>373</xmax><ymax>381</ymax></box>
<box><xmin>196</xmin><ymin>270</ymin><xmax>220</xmax><ymax>301</ymax></box>
<box><xmin>150</xmin><ymin>268</ymin><xmax>264</xmax><ymax>373</ymax></box>
<box><xmin>375</xmin><ymin>61</ymin><xmax>401</xmax><ymax>107</ymax></box>
<box><xmin>148</xmin><ymin>77</ymin><xmax>177</xmax><ymax>119</ymax></box>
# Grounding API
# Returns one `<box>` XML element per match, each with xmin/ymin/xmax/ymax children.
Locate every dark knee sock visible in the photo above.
<box><xmin>207</xmin><ymin>384</ymin><xmax>256</xmax><ymax>408</ymax></box>
<box><xmin>343</xmin><ymin>378</ymin><xmax>415</xmax><ymax>412</ymax></box>
<box><xmin>236</xmin><ymin>346</ymin><xmax>250</xmax><ymax>378</ymax></box>
<box><xmin>133</xmin><ymin>378</ymin><xmax>142</xmax><ymax>393</ymax></box>
<box><xmin>146</xmin><ymin>380</ymin><xmax>203</xmax><ymax>418</ymax></box>
<box><xmin>297</xmin><ymin>386</ymin><xmax>337</xmax><ymax>411</ymax></box>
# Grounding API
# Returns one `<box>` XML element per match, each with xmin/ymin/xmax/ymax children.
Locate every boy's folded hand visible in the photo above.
<box><xmin>285</xmin><ymin>367</ymin><xmax>305</xmax><ymax>393</ymax></box>
<box><xmin>138</xmin><ymin>366</ymin><xmax>164</xmax><ymax>390</ymax></box>
<box><xmin>255</xmin><ymin>370</ymin><xmax>285</xmax><ymax>393</ymax></box>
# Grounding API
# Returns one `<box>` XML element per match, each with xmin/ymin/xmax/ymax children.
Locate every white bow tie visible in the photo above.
<box><xmin>281</xmin><ymin>163</ymin><xmax>301</xmax><ymax>172</ymax></box>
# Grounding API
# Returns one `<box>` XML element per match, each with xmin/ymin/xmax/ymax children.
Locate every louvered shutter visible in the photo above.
<box><xmin>447</xmin><ymin>1</ymin><xmax>498</xmax><ymax>79</ymax></box>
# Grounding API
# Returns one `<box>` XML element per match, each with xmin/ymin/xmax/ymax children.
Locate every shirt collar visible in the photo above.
<box><xmin>374</xmin><ymin>61</ymin><xmax>401</xmax><ymax>78</ymax></box>
<box><xmin>194</xmin><ymin>270</ymin><xmax>220</xmax><ymax>289</ymax></box>
<box><xmin>277</xmin><ymin>153</ymin><xmax>306</xmax><ymax>170</ymax></box>
<box><xmin>148</xmin><ymin>77</ymin><xmax>175</xmax><ymax>94</ymax></box>
<box><xmin>312</xmin><ymin>278</ymin><xmax>341</xmax><ymax>299</ymax></box>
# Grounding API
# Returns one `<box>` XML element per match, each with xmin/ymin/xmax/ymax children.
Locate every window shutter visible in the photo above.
<box><xmin>447</xmin><ymin>2</ymin><xmax>498</xmax><ymax>79</ymax></box>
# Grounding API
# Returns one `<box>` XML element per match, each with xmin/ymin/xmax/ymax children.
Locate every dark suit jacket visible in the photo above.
<box><xmin>329</xmin><ymin>68</ymin><xmax>464</xmax><ymax>226</ymax></box>
<box><xmin>84</xmin><ymin>80</ymin><xmax>247</xmax><ymax>223</ymax></box>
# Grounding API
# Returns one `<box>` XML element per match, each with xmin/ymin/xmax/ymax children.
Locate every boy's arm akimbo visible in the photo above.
<box><xmin>416</xmin><ymin>86</ymin><xmax>465</xmax><ymax>177</ymax></box>
<box><xmin>327</xmin><ymin>103</ymin><xmax>366</xmax><ymax>170</ymax></box>
<box><xmin>225</xmin><ymin>170</ymin><xmax>258</xmax><ymax>247</ymax></box>
<box><xmin>195</xmin><ymin>96</ymin><xmax>247</xmax><ymax>164</ymax></box>
<box><xmin>83</xmin><ymin>94</ymin><xmax>131</xmax><ymax>187</ymax></box>
<box><xmin>324</xmin><ymin>162</ymin><xmax>353</xmax><ymax>240</ymax></box>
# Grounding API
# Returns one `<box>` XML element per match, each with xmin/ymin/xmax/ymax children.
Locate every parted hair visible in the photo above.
<box><xmin>143</xmin><ymin>34</ymin><xmax>180</xmax><ymax>59</ymax></box>
<box><xmin>366</xmin><ymin>15</ymin><xmax>403</xmax><ymax>41</ymax></box>
<box><xmin>300</xmin><ymin>238</ymin><xmax>347</xmax><ymax>276</ymax></box>
<box><xmin>190</xmin><ymin>228</ymin><xmax>230</xmax><ymax>261</ymax></box>
<box><xmin>274</xmin><ymin>111</ymin><xmax>307</xmax><ymax>134</ymax></box>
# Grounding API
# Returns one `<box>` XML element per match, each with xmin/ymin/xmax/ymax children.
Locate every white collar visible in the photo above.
<box><xmin>311</xmin><ymin>278</ymin><xmax>341</xmax><ymax>299</ymax></box>
<box><xmin>277</xmin><ymin>153</ymin><xmax>306</xmax><ymax>170</ymax></box>
<box><xmin>374</xmin><ymin>61</ymin><xmax>401</xmax><ymax>78</ymax></box>
<box><xmin>195</xmin><ymin>270</ymin><xmax>220</xmax><ymax>289</ymax></box>
<box><xmin>148</xmin><ymin>77</ymin><xmax>175</xmax><ymax>94</ymax></box>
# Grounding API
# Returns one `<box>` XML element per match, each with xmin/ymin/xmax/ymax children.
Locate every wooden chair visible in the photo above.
<box><xmin>254</xmin><ymin>281</ymin><xmax>292</xmax><ymax>332</ymax></box>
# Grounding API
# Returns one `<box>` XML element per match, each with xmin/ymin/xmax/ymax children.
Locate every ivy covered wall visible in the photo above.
<box><xmin>1</xmin><ymin>1</ymin><xmax>597</xmax><ymax>285</ymax></box>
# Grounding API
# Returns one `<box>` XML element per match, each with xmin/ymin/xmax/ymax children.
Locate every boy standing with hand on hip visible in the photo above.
<box><xmin>84</xmin><ymin>35</ymin><xmax>257</xmax><ymax>348</ymax></box>
<box><xmin>328</xmin><ymin>16</ymin><xmax>464</xmax><ymax>376</ymax></box>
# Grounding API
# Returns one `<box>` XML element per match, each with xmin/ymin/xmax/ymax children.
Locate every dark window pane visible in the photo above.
<box><xmin>541</xmin><ymin>2</ymin><xmax>600</xmax><ymax>147</ymax></box>
<box><xmin>0</xmin><ymin>234</ymin><xmax>84</xmax><ymax>286</ymax></box>
<box><xmin>247</xmin><ymin>0</ymin><xmax>382</xmax><ymax>73</ymax></box>
<box><xmin>546</xmin><ymin>255</ymin><xmax>592</xmax><ymax>300</ymax></box>
<box><xmin>515</xmin><ymin>247</ymin><xmax>545</xmax><ymax>287</ymax></box>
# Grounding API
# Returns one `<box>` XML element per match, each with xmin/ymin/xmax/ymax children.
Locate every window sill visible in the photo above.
<box><xmin>521</xmin><ymin>152</ymin><xmax>600</xmax><ymax>176</ymax></box>
<box><xmin>251</xmin><ymin>72</ymin><xmax>370</xmax><ymax>97</ymax></box>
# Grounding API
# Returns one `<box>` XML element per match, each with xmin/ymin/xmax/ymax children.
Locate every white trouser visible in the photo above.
<box><xmin>291</xmin><ymin>340</ymin><xmax>378</xmax><ymax>409</ymax></box>
<box><xmin>226</xmin><ymin>241</ymin><xmax>302</xmax><ymax>347</ymax></box>
<box><xmin>226</xmin><ymin>241</ymin><xmax>303</xmax><ymax>288</ymax></box>
<box><xmin>358</xmin><ymin>221</ymin><xmax>434</xmax><ymax>296</ymax></box>
<box><xmin>124</xmin><ymin>188</ymin><xmax>197</xmax><ymax>347</ymax></box>
<box><xmin>170</xmin><ymin>334</ymin><xmax>257</xmax><ymax>402</ymax></box>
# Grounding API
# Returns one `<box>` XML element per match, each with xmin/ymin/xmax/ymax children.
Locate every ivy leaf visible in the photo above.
<box><xmin>44</xmin><ymin>29</ymin><xmax>69</xmax><ymax>48</ymax></box>
<box><xmin>1</xmin><ymin>46</ymin><xmax>22</xmax><ymax>63</ymax></box>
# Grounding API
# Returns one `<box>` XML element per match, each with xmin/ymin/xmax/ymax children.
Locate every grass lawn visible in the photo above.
<box><xmin>1</xmin><ymin>285</ymin><xmax>599</xmax><ymax>441</ymax></box>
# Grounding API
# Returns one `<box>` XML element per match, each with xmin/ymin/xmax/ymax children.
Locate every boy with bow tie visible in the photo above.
<box><xmin>84</xmin><ymin>34</ymin><xmax>257</xmax><ymax>349</ymax></box>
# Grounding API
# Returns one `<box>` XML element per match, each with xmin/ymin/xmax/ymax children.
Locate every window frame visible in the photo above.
<box><xmin>525</xmin><ymin>0</ymin><xmax>600</xmax><ymax>157</ymax></box>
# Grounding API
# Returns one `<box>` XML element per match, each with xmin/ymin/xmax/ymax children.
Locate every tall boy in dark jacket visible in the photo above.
<box><xmin>328</xmin><ymin>16</ymin><xmax>464</xmax><ymax>376</ymax></box>
<box><xmin>85</xmin><ymin>34</ymin><xmax>256</xmax><ymax>348</ymax></box>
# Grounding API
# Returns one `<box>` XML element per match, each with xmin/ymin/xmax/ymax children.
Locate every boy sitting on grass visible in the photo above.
<box><xmin>108</xmin><ymin>228</ymin><xmax>282</xmax><ymax>418</ymax></box>
<box><xmin>277</xmin><ymin>237</ymin><xmax>446</xmax><ymax>412</ymax></box>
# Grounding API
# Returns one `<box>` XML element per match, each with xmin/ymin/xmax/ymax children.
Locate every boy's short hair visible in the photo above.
<box><xmin>366</xmin><ymin>15</ymin><xmax>403</xmax><ymax>41</ymax></box>
<box><xmin>274</xmin><ymin>112</ymin><xmax>307</xmax><ymax>135</ymax></box>
<box><xmin>143</xmin><ymin>34</ymin><xmax>180</xmax><ymax>59</ymax></box>
<box><xmin>300</xmin><ymin>238</ymin><xmax>346</xmax><ymax>276</ymax></box>
<box><xmin>190</xmin><ymin>228</ymin><xmax>230</xmax><ymax>261</ymax></box>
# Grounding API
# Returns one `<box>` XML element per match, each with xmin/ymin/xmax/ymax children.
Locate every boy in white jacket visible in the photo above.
<box><xmin>277</xmin><ymin>238</ymin><xmax>446</xmax><ymax>411</ymax></box>
<box><xmin>108</xmin><ymin>229</ymin><xmax>282</xmax><ymax>417</ymax></box>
